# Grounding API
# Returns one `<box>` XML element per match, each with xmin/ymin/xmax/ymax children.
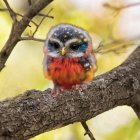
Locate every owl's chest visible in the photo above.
<box><xmin>48</xmin><ymin>58</ymin><xmax>86</xmax><ymax>88</ymax></box>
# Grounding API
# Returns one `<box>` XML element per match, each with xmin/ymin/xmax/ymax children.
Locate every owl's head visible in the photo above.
<box><xmin>44</xmin><ymin>24</ymin><xmax>93</xmax><ymax>58</ymax></box>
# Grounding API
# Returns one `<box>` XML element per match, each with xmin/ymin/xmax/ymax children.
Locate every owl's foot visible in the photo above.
<box><xmin>72</xmin><ymin>82</ymin><xmax>91</xmax><ymax>93</ymax></box>
<box><xmin>51</xmin><ymin>86</ymin><xmax>64</xmax><ymax>97</ymax></box>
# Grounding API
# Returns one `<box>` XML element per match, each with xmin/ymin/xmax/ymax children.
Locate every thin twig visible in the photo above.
<box><xmin>20</xmin><ymin>37</ymin><xmax>45</xmax><ymax>42</ymax></box>
<box><xmin>95</xmin><ymin>43</ymin><xmax>138</xmax><ymax>54</ymax></box>
<box><xmin>81</xmin><ymin>122</ymin><xmax>96</xmax><ymax>140</ymax></box>
<box><xmin>0</xmin><ymin>8</ymin><xmax>8</xmax><ymax>11</ymax></box>
<box><xmin>3</xmin><ymin>0</ymin><xmax>16</xmax><ymax>21</ymax></box>
<box><xmin>32</xmin><ymin>16</ymin><xmax>46</xmax><ymax>36</ymax></box>
<box><xmin>0</xmin><ymin>6</ymin><xmax>53</xmax><ymax>29</ymax></box>
<box><xmin>103</xmin><ymin>2</ymin><xmax>140</xmax><ymax>11</ymax></box>
<box><xmin>0</xmin><ymin>9</ymin><xmax>38</xmax><ymax>27</ymax></box>
<box><xmin>94</xmin><ymin>37</ymin><xmax>140</xmax><ymax>54</ymax></box>
<box><xmin>32</xmin><ymin>8</ymin><xmax>53</xmax><ymax>37</ymax></box>
<box><xmin>0</xmin><ymin>6</ymin><xmax>53</xmax><ymax>38</ymax></box>
<box><xmin>103</xmin><ymin>2</ymin><xmax>140</xmax><ymax>40</ymax></box>
<box><xmin>38</xmin><ymin>13</ymin><xmax>54</xmax><ymax>19</ymax></box>
<box><xmin>96</xmin><ymin>1</ymin><xmax>140</xmax><ymax>54</ymax></box>
<box><xmin>0</xmin><ymin>8</ymin><xmax>54</xmax><ymax>19</ymax></box>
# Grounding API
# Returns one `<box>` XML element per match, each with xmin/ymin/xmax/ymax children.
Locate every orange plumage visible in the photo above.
<box><xmin>44</xmin><ymin>57</ymin><xmax>95</xmax><ymax>89</ymax></box>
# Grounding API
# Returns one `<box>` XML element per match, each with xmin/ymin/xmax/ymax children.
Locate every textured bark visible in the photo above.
<box><xmin>0</xmin><ymin>0</ymin><xmax>53</xmax><ymax>71</ymax></box>
<box><xmin>0</xmin><ymin>46</ymin><xmax>140</xmax><ymax>140</ymax></box>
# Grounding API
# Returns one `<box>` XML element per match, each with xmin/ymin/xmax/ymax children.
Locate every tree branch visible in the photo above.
<box><xmin>38</xmin><ymin>13</ymin><xmax>54</xmax><ymax>19</ymax></box>
<box><xmin>100</xmin><ymin>2</ymin><xmax>140</xmax><ymax>55</ymax></box>
<box><xmin>103</xmin><ymin>2</ymin><xmax>140</xmax><ymax>11</ymax></box>
<box><xmin>0</xmin><ymin>8</ymin><xmax>8</xmax><ymax>12</ymax></box>
<box><xmin>81</xmin><ymin>122</ymin><xmax>95</xmax><ymax>140</ymax></box>
<box><xmin>20</xmin><ymin>36</ymin><xmax>45</xmax><ymax>42</ymax></box>
<box><xmin>3</xmin><ymin>0</ymin><xmax>16</xmax><ymax>21</ymax></box>
<box><xmin>0</xmin><ymin>0</ymin><xmax>54</xmax><ymax>71</ymax></box>
<box><xmin>0</xmin><ymin>46</ymin><xmax>139</xmax><ymax>140</ymax></box>
<box><xmin>95</xmin><ymin>40</ymin><xmax>137</xmax><ymax>54</ymax></box>
<box><xmin>32</xmin><ymin>8</ymin><xmax>53</xmax><ymax>37</ymax></box>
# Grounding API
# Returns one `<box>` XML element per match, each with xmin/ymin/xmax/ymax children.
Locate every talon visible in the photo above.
<box><xmin>51</xmin><ymin>89</ymin><xmax>60</xmax><ymax>97</ymax></box>
<box><xmin>72</xmin><ymin>82</ymin><xmax>90</xmax><ymax>92</ymax></box>
<box><xmin>51</xmin><ymin>85</ymin><xmax>65</xmax><ymax>97</ymax></box>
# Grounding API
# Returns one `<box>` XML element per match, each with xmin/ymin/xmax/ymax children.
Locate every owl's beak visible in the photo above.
<box><xmin>60</xmin><ymin>48</ymin><xmax>67</xmax><ymax>55</ymax></box>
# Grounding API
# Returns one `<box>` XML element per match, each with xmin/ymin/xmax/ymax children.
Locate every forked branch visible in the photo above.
<box><xmin>0</xmin><ymin>0</ymin><xmax>54</xmax><ymax>71</ymax></box>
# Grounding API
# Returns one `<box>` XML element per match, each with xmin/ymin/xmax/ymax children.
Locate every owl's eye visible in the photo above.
<box><xmin>69</xmin><ymin>43</ymin><xmax>80</xmax><ymax>51</ymax></box>
<box><xmin>49</xmin><ymin>41</ymin><xmax>60</xmax><ymax>50</ymax></box>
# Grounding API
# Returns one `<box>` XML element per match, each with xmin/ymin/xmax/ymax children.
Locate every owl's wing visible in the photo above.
<box><xmin>43</xmin><ymin>54</ymin><xmax>53</xmax><ymax>79</ymax></box>
<box><xmin>80</xmin><ymin>54</ymin><xmax>97</xmax><ymax>72</ymax></box>
<box><xmin>88</xmin><ymin>54</ymin><xmax>97</xmax><ymax>71</ymax></box>
<box><xmin>43</xmin><ymin>54</ymin><xmax>47</xmax><ymax>71</ymax></box>
<box><xmin>43</xmin><ymin>47</ymin><xmax>52</xmax><ymax>79</ymax></box>
<box><xmin>43</xmin><ymin>47</ymin><xmax>48</xmax><ymax>71</ymax></box>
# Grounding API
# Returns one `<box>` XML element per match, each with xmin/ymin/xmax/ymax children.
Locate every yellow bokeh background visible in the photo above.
<box><xmin>0</xmin><ymin>0</ymin><xmax>139</xmax><ymax>140</ymax></box>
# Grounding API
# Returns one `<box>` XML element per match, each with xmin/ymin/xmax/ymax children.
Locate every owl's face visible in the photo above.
<box><xmin>44</xmin><ymin>24</ymin><xmax>92</xmax><ymax>58</ymax></box>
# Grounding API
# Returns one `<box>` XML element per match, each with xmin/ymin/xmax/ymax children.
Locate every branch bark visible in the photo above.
<box><xmin>0</xmin><ymin>0</ymin><xmax>53</xmax><ymax>71</ymax></box>
<box><xmin>0</xmin><ymin>46</ymin><xmax>139</xmax><ymax>140</ymax></box>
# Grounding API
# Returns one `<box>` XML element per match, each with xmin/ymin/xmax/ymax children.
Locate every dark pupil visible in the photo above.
<box><xmin>70</xmin><ymin>43</ymin><xmax>79</xmax><ymax>51</ymax></box>
<box><xmin>50</xmin><ymin>42</ymin><xmax>60</xmax><ymax>50</ymax></box>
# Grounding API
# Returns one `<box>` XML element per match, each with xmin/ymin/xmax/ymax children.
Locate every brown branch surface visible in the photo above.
<box><xmin>0</xmin><ymin>0</ymin><xmax>53</xmax><ymax>71</ymax></box>
<box><xmin>0</xmin><ymin>46</ymin><xmax>140</xmax><ymax>140</ymax></box>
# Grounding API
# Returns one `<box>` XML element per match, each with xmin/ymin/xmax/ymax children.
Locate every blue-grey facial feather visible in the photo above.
<box><xmin>48</xmin><ymin>41</ymin><xmax>60</xmax><ymax>52</ymax></box>
<box><xmin>52</xmin><ymin>26</ymin><xmax>86</xmax><ymax>43</ymax></box>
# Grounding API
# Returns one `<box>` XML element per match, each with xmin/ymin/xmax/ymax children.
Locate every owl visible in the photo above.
<box><xmin>43</xmin><ymin>24</ymin><xmax>97</xmax><ymax>96</ymax></box>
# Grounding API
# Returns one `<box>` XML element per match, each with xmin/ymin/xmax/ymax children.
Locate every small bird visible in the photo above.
<box><xmin>43</xmin><ymin>23</ymin><xmax>97</xmax><ymax>96</ymax></box>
